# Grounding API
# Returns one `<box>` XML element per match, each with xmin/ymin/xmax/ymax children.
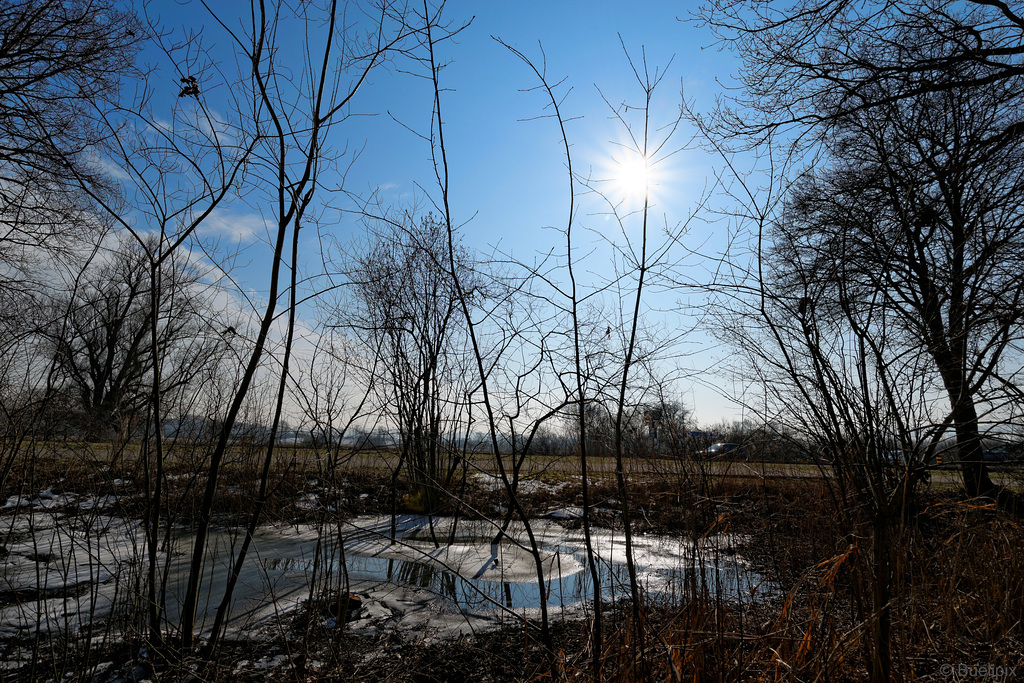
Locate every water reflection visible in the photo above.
<box><xmin>0</xmin><ymin>513</ymin><xmax>772</xmax><ymax>639</ymax></box>
<box><xmin>334</xmin><ymin>516</ymin><xmax>772</xmax><ymax>614</ymax></box>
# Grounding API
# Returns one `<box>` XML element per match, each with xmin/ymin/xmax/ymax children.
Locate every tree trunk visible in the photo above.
<box><xmin>932</xmin><ymin>347</ymin><xmax>998</xmax><ymax>499</ymax></box>
<box><xmin>869</xmin><ymin>515</ymin><xmax>892</xmax><ymax>682</ymax></box>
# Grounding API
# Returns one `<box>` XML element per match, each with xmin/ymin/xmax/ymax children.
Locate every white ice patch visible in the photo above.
<box><xmin>344</xmin><ymin>531</ymin><xmax>584</xmax><ymax>585</ymax></box>
<box><xmin>0</xmin><ymin>506</ymin><xmax>771</xmax><ymax>646</ymax></box>
<box><xmin>294</xmin><ymin>492</ymin><xmax>320</xmax><ymax>510</ymax></box>
<box><xmin>470</xmin><ymin>473</ymin><xmax>569</xmax><ymax>495</ymax></box>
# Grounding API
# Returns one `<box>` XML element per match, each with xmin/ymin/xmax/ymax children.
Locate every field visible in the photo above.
<box><xmin>1</xmin><ymin>444</ymin><xmax>1022</xmax><ymax>681</ymax></box>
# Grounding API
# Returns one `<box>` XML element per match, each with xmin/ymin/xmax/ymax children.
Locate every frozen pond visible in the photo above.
<box><xmin>337</xmin><ymin>514</ymin><xmax>769</xmax><ymax>613</ymax></box>
<box><xmin>0</xmin><ymin>501</ymin><xmax>773</xmax><ymax>644</ymax></box>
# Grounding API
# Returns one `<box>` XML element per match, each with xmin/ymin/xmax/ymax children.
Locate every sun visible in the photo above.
<box><xmin>611</xmin><ymin>152</ymin><xmax>652</xmax><ymax>202</ymax></box>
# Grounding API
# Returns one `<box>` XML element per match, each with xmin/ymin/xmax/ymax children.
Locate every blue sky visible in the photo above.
<box><xmin>343</xmin><ymin>1</ymin><xmax>732</xmax><ymax>253</ymax></box>
<box><xmin>142</xmin><ymin>1</ymin><xmax>752</xmax><ymax>426</ymax></box>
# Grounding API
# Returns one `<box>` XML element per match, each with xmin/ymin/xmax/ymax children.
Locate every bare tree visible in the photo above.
<box><xmin>180</xmin><ymin>0</ymin><xmax>422</xmax><ymax>654</ymax></box>
<box><xmin>697</xmin><ymin>0</ymin><xmax>1024</xmax><ymax>142</ymax></box>
<box><xmin>0</xmin><ymin>0</ymin><xmax>141</xmax><ymax>300</ymax></box>
<box><xmin>342</xmin><ymin>212</ymin><xmax>479</xmax><ymax>519</ymax></box>
<box><xmin>43</xmin><ymin>235</ymin><xmax>228</xmax><ymax>440</ymax></box>
<box><xmin>0</xmin><ymin>0</ymin><xmax>142</xmax><ymax>459</ymax></box>
<box><xmin>732</xmin><ymin>246</ymin><xmax>932</xmax><ymax>680</ymax></box>
<box><xmin>0</xmin><ymin>0</ymin><xmax>139</xmax><ymax>178</ymax></box>
<box><xmin>698</xmin><ymin>1</ymin><xmax>1024</xmax><ymax>509</ymax></box>
<box><xmin>778</xmin><ymin>54</ymin><xmax>1024</xmax><ymax>507</ymax></box>
<box><xmin>692</xmin><ymin>130</ymin><xmax>942</xmax><ymax>680</ymax></box>
<box><xmin>689</xmin><ymin>31</ymin><xmax>1024</xmax><ymax>675</ymax></box>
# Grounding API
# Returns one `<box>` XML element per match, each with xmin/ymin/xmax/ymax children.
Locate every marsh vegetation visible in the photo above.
<box><xmin>2</xmin><ymin>0</ymin><xmax>1024</xmax><ymax>680</ymax></box>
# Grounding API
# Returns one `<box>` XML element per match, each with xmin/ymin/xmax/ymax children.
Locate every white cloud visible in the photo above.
<box><xmin>198</xmin><ymin>210</ymin><xmax>268</xmax><ymax>243</ymax></box>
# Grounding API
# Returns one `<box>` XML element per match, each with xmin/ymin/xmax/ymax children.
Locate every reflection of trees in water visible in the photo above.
<box><xmin>366</xmin><ymin>539</ymin><xmax>764</xmax><ymax>613</ymax></box>
<box><xmin>387</xmin><ymin>557</ymin><xmax>521</xmax><ymax>608</ymax></box>
<box><xmin>389</xmin><ymin>558</ymin><xmax>457</xmax><ymax>599</ymax></box>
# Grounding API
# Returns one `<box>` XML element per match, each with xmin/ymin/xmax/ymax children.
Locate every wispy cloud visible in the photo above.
<box><xmin>198</xmin><ymin>210</ymin><xmax>267</xmax><ymax>243</ymax></box>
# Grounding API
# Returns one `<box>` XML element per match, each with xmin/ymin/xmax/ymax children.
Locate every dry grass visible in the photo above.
<box><xmin>2</xmin><ymin>443</ymin><xmax>1022</xmax><ymax>681</ymax></box>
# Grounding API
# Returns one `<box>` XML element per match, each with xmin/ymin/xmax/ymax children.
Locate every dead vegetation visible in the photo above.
<box><xmin>2</xmin><ymin>447</ymin><xmax>1021</xmax><ymax>682</ymax></box>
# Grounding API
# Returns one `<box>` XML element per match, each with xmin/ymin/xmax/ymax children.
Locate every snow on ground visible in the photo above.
<box><xmin>0</xmin><ymin>492</ymin><xmax>771</xmax><ymax>648</ymax></box>
<box><xmin>0</xmin><ymin>511</ymin><xmax>148</xmax><ymax>640</ymax></box>
<box><xmin>470</xmin><ymin>473</ymin><xmax>570</xmax><ymax>495</ymax></box>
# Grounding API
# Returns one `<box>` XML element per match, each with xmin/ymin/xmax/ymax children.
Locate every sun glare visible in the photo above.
<box><xmin>612</xmin><ymin>152</ymin><xmax>652</xmax><ymax>202</ymax></box>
